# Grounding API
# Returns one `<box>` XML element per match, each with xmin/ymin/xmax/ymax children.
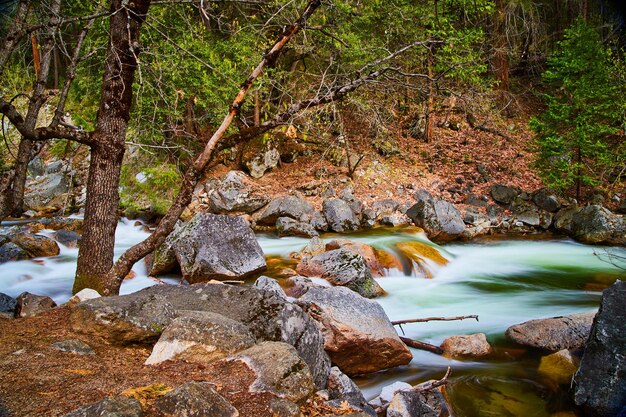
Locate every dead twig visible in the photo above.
<box><xmin>392</xmin><ymin>315</ymin><xmax>479</xmax><ymax>326</ymax></box>
<box><xmin>399</xmin><ymin>336</ymin><xmax>443</xmax><ymax>354</ymax></box>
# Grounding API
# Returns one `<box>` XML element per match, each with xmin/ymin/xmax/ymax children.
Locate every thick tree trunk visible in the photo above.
<box><xmin>73</xmin><ymin>0</ymin><xmax>151</xmax><ymax>295</ymax></box>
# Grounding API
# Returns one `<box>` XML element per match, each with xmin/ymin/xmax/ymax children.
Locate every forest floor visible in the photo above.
<box><xmin>204</xmin><ymin>106</ymin><xmax>546</xmax><ymax>213</ymax></box>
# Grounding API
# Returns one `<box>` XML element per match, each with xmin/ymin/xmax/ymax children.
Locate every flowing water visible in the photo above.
<box><xmin>1</xmin><ymin>220</ymin><xmax>624</xmax><ymax>416</ymax></box>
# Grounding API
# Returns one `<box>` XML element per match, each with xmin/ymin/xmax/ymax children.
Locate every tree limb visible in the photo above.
<box><xmin>392</xmin><ymin>315</ymin><xmax>479</xmax><ymax>326</ymax></box>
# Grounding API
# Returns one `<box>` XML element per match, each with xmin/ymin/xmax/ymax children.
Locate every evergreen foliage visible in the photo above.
<box><xmin>530</xmin><ymin>19</ymin><xmax>625</xmax><ymax>196</ymax></box>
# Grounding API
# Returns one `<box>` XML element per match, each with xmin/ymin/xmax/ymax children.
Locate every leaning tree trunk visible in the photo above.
<box><xmin>493</xmin><ymin>0</ymin><xmax>509</xmax><ymax>98</ymax></box>
<box><xmin>73</xmin><ymin>0</ymin><xmax>151</xmax><ymax>295</ymax></box>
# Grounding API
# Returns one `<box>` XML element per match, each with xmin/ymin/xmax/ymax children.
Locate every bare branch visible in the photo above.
<box><xmin>392</xmin><ymin>315</ymin><xmax>479</xmax><ymax>326</ymax></box>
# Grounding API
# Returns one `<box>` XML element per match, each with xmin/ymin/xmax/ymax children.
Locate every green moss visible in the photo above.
<box><xmin>119</xmin><ymin>164</ymin><xmax>181</xmax><ymax>216</ymax></box>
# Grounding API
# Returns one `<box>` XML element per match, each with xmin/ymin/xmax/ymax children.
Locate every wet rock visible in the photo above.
<box><xmin>574</xmin><ymin>280</ymin><xmax>626</xmax><ymax>417</ymax></box>
<box><xmin>292</xmin><ymin>236</ymin><xmax>326</xmax><ymax>260</ymax></box>
<box><xmin>395</xmin><ymin>241</ymin><xmax>448</xmax><ymax>278</ymax></box>
<box><xmin>63</xmin><ymin>397</ymin><xmax>142</xmax><ymax>417</ymax></box>
<box><xmin>156</xmin><ymin>213</ymin><xmax>266</xmax><ymax>283</ymax></box>
<box><xmin>532</xmin><ymin>189</ymin><xmax>561</xmax><ymax>213</ymax></box>
<box><xmin>37</xmin><ymin>217</ymin><xmax>83</xmax><ymax>233</ymax></box>
<box><xmin>440</xmin><ymin>333</ymin><xmax>492</xmax><ymax>359</ymax></box>
<box><xmin>0</xmin><ymin>242</ymin><xmax>28</xmax><ymax>264</ymax></box>
<box><xmin>254</xmin><ymin>276</ymin><xmax>288</xmax><ymax>300</ymax></box>
<box><xmin>153</xmin><ymin>382</ymin><xmax>238</xmax><ymax>417</ymax></box>
<box><xmin>145</xmin><ymin>312</ymin><xmax>256</xmax><ymax>365</ymax></box>
<box><xmin>569</xmin><ymin>205</ymin><xmax>625</xmax><ymax>245</ymax></box>
<box><xmin>0</xmin><ymin>293</ymin><xmax>17</xmax><ymax>316</ymax></box>
<box><xmin>52</xmin><ymin>339</ymin><xmax>95</xmax><ymax>355</ymax></box>
<box><xmin>24</xmin><ymin>173</ymin><xmax>69</xmax><ymax>212</ymax></box>
<box><xmin>538</xmin><ymin>349</ymin><xmax>578</xmax><ymax>385</ymax></box>
<box><xmin>15</xmin><ymin>292</ymin><xmax>57</xmax><ymax>318</ymax></box>
<box><xmin>67</xmin><ymin>288</ymin><xmax>101</xmax><ymax>306</ymax></box>
<box><xmin>323</xmin><ymin>199</ymin><xmax>360</xmax><ymax>232</ymax></box>
<box><xmin>361</xmin><ymin>208</ymin><xmax>377</xmax><ymax>229</ymax></box>
<box><xmin>53</xmin><ymin>229</ymin><xmax>81</xmax><ymax>248</ymax></box>
<box><xmin>149</xmin><ymin>222</ymin><xmax>184</xmax><ymax>276</ymax></box>
<box><xmin>505</xmin><ymin>311</ymin><xmax>596</xmax><ymax>351</ymax></box>
<box><xmin>406</xmin><ymin>196</ymin><xmax>465</xmax><ymax>242</ymax></box>
<box><xmin>327</xmin><ymin>367</ymin><xmax>375</xmax><ymax>415</ymax></box>
<box><xmin>296</xmin><ymin>248</ymin><xmax>385</xmax><ymax>298</ymax></box>
<box><xmin>242</xmin><ymin>136</ymin><xmax>281</xmax><ymax>178</ymax></box>
<box><xmin>70</xmin><ymin>292</ymin><xmax>176</xmax><ymax>344</ymax></box>
<box><xmin>380</xmin><ymin>214</ymin><xmax>409</xmax><ymax>227</ymax></box>
<box><xmin>11</xmin><ymin>233</ymin><xmax>60</xmax><ymax>257</ymax></box>
<box><xmin>299</xmin><ymin>287</ymin><xmax>412</xmax><ymax>375</ymax></box>
<box><xmin>256</xmin><ymin>195</ymin><xmax>314</xmax><ymax>226</ymax></box>
<box><xmin>276</xmin><ymin>217</ymin><xmax>319</xmax><ymax>238</ymax></box>
<box><xmin>218</xmin><ymin>341</ymin><xmax>316</xmax><ymax>403</ymax></box>
<box><xmin>326</xmin><ymin>239</ymin><xmax>384</xmax><ymax>276</ymax></box>
<box><xmin>490</xmin><ymin>184</ymin><xmax>519</xmax><ymax>205</ymax></box>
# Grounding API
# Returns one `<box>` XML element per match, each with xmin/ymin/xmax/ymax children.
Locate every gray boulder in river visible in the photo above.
<box><xmin>574</xmin><ymin>280</ymin><xmax>626</xmax><ymax>417</ymax></box>
<box><xmin>406</xmin><ymin>190</ymin><xmax>465</xmax><ymax>242</ymax></box>
<box><xmin>150</xmin><ymin>213</ymin><xmax>266</xmax><ymax>283</ymax></box>
<box><xmin>554</xmin><ymin>204</ymin><xmax>626</xmax><ymax>245</ymax></box>
<box><xmin>505</xmin><ymin>311</ymin><xmax>596</xmax><ymax>351</ymax></box>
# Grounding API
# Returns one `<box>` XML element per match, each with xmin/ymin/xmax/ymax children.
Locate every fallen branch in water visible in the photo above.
<box><xmin>399</xmin><ymin>336</ymin><xmax>443</xmax><ymax>354</ymax></box>
<box><xmin>373</xmin><ymin>367</ymin><xmax>452</xmax><ymax>414</ymax></box>
<box><xmin>392</xmin><ymin>315</ymin><xmax>479</xmax><ymax>326</ymax></box>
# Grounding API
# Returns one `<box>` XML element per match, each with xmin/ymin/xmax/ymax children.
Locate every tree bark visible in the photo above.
<box><xmin>494</xmin><ymin>0</ymin><xmax>509</xmax><ymax>95</ymax></box>
<box><xmin>9</xmin><ymin>0</ymin><xmax>60</xmax><ymax>218</ymax></box>
<box><xmin>0</xmin><ymin>0</ymin><xmax>30</xmax><ymax>77</ymax></box>
<box><xmin>73</xmin><ymin>0</ymin><xmax>151</xmax><ymax>295</ymax></box>
<box><xmin>104</xmin><ymin>0</ymin><xmax>322</xmax><ymax>291</ymax></box>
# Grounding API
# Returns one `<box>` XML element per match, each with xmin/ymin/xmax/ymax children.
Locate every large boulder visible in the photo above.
<box><xmin>152</xmin><ymin>382</ymin><xmax>238</xmax><ymax>417</ymax></box>
<box><xmin>566</xmin><ymin>205</ymin><xmax>625</xmax><ymax>245</ymax></box>
<box><xmin>145</xmin><ymin>312</ymin><xmax>256</xmax><ymax>365</ymax></box>
<box><xmin>256</xmin><ymin>195</ymin><xmax>314</xmax><ymax>226</ymax></box>
<box><xmin>70</xmin><ymin>292</ymin><xmax>177</xmax><ymax>344</ymax></box>
<box><xmin>505</xmin><ymin>311</ymin><xmax>596</xmax><ymax>351</ymax></box>
<box><xmin>574</xmin><ymin>281</ymin><xmax>626</xmax><ymax>417</ymax></box>
<box><xmin>322</xmin><ymin>199</ymin><xmax>360</xmax><ymax>232</ymax></box>
<box><xmin>532</xmin><ymin>189</ymin><xmax>561</xmax><ymax>213</ymax></box>
<box><xmin>387</xmin><ymin>391</ymin><xmax>438</xmax><ymax>417</ymax></box>
<box><xmin>325</xmin><ymin>239</ymin><xmax>384</xmax><ymax>276</ymax></box>
<box><xmin>406</xmin><ymin>193</ymin><xmax>464</xmax><ymax>242</ymax></box>
<box><xmin>207</xmin><ymin>171</ymin><xmax>270</xmax><ymax>214</ymax></box>
<box><xmin>0</xmin><ymin>242</ymin><xmax>29</xmax><ymax>264</ymax></box>
<box><xmin>327</xmin><ymin>367</ymin><xmax>375</xmax><ymax>415</ymax></box>
<box><xmin>296</xmin><ymin>248</ymin><xmax>385</xmax><ymax>298</ymax></box>
<box><xmin>71</xmin><ymin>284</ymin><xmax>330</xmax><ymax>389</ymax></box>
<box><xmin>24</xmin><ymin>173</ymin><xmax>69</xmax><ymax>211</ymax></box>
<box><xmin>299</xmin><ymin>287</ymin><xmax>412</xmax><ymax>375</ymax></box>
<box><xmin>151</xmin><ymin>213</ymin><xmax>266</xmax><ymax>283</ymax></box>
<box><xmin>62</xmin><ymin>397</ymin><xmax>143</xmax><ymax>417</ymax></box>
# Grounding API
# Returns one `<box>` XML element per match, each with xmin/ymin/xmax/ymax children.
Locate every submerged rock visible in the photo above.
<box><xmin>538</xmin><ymin>349</ymin><xmax>578</xmax><ymax>385</ymax></box>
<box><xmin>299</xmin><ymin>287</ymin><xmax>412</xmax><ymax>375</ymax></box>
<box><xmin>574</xmin><ymin>281</ymin><xmax>626</xmax><ymax>417</ymax></box>
<box><xmin>440</xmin><ymin>333</ymin><xmax>492</xmax><ymax>359</ymax></box>
<box><xmin>505</xmin><ymin>311</ymin><xmax>596</xmax><ymax>351</ymax></box>
<box><xmin>296</xmin><ymin>248</ymin><xmax>385</xmax><ymax>298</ymax></box>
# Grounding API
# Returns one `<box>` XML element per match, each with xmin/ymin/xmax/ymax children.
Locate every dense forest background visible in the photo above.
<box><xmin>0</xmin><ymin>0</ymin><xmax>625</xmax><ymax>293</ymax></box>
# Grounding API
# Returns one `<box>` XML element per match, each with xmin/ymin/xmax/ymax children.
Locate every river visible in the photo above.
<box><xmin>1</xmin><ymin>219</ymin><xmax>624</xmax><ymax>416</ymax></box>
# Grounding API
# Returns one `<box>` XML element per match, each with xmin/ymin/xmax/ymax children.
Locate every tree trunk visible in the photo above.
<box><xmin>73</xmin><ymin>0</ymin><xmax>151</xmax><ymax>295</ymax></box>
<box><xmin>10</xmin><ymin>0</ymin><xmax>60</xmax><ymax>217</ymax></box>
<box><xmin>425</xmin><ymin>45</ymin><xmax>434</xmax><ymax>143</ymax></box>
<box><xmin>494</xmin><ymin>0</ymin><xmax>509</xmax><ymax>95</ymax></box>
